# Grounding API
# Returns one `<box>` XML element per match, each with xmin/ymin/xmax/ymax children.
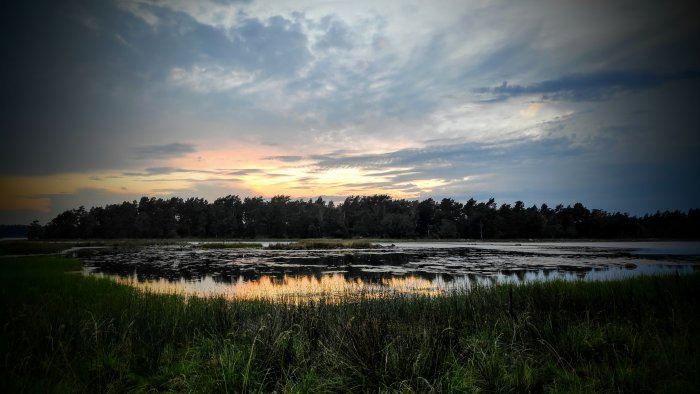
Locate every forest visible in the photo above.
<box><xmin>30</xmin><ymin>195</ymin><xmax>700</xmax><ymax>240</ymax></box>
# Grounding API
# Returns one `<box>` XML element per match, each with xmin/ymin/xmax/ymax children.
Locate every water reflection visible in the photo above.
<box><xmin>93</xmin><ymin>272</ymin><xmax>447</xmax><ymax>302</ymax></box>
<box><xmin>80</xmin><ymin>242</ymin><xmax>700</xmax><ymax>302</ymax></box>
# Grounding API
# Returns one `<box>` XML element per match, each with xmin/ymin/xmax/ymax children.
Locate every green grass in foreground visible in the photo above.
<box><xmin>198</xmin><ymin>242</ymin><xmax>263</xmax><ymax>249</ymax></box>
<box><xmin>1</xmin><ymin>256</ymin><xmax>699</xmax><ymax>392</ymax></box>
<box><xmin>268</xmin><ymin>239</ymin><xmax>377</xmax><ymax>249</ymax></box>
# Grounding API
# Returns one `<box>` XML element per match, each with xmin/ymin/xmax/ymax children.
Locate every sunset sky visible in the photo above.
<box><xmin>2</xmin><ymin>0</ymin><xmax>699</xmax><ymax>224</ymax></box>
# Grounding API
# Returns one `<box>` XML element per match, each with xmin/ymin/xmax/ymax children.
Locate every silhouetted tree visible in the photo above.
<box><xmin>27</xmin><ymin>220</ymin><xmax>43</xmax><ymax>240</ymax></box>
<box><xmin>34</xmin><ymin>195</ymin><xmax>700</xmax><ymax>240</ymax></box>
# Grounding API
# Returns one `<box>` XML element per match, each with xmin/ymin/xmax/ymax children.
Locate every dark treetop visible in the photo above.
<box><xmin>30</xmin><ymin>195</ymin><xmax>700</xmax><ymax>240</ymax></box>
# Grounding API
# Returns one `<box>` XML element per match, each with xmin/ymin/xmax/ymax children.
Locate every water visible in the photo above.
<box><xmin>79</xmin><ymin>241</ymin><xmax>700</xmax><ymax>301</ymax></box>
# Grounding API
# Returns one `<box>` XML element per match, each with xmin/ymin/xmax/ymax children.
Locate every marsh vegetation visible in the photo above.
<box><xmin>1</xmin><ymin>255</ymin><xmax>699</xmax><ymax>392</ymax></box>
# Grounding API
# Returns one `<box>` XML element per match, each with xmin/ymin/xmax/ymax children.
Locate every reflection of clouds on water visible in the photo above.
<box><xmin>80</xmin><ymin>242</ymin><xmax>700</xmax><ymax>301</ymax></box>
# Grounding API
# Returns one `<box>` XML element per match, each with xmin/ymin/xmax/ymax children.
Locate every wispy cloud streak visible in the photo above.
<box><xmin>475</xmin><ymin>69</ymin><xmax>700</xmax><ymax>101</ymax></box>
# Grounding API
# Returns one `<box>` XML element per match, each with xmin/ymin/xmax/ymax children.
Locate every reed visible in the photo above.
<box><xmin>1</xmin><ymin>256</ymin><xmax>698</xmax><ymax>392</ymax></box>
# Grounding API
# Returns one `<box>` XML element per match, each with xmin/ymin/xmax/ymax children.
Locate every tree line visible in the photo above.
<box><xmin>28</xmin><ymin>195</ymin><xmax>700</xmax><ymax>240</ymax></box>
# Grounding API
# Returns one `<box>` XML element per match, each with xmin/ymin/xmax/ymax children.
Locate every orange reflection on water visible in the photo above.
<box><xmin>95</xmin><ymin>272</ymin><xmax>446</xmax><ymax>302</ymax></box>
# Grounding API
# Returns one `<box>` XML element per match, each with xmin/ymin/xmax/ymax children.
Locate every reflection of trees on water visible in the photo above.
<box><xmin>80</xmin><ymin>245</ymin><xmax>699</xmax><ymax>292</ymax></box>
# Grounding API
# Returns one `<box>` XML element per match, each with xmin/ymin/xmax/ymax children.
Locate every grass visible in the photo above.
<box><xmin>198</xmin><ymin>242</ymin><xmax>263</xmax><ymax>249</ymax></box>
<box><xmin>82</xmin><ymin>239</ymin><xmax>194</xmax><ymax>248</ymax></box>
<box><xmin>268</xmin><ymin>239</ymin><xmax>378</xmax><ymax>249</ymax></box>
<box><xmin>0</xmin><ymin>240</ymin><xmax>197</xmax><ymax>255</ymax></box>
<box><xmin>0</xmin><ymin>240</ymin><xmax>75</xmax><ymax>255</ymax></box>
<box><xmin>1</xmin><ymin>256</ymin><xmax>699</xmax><ymax>392</ymax></box>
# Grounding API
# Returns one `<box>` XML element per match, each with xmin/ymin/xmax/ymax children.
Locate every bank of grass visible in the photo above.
<box><xmin>0</xmin><ymin>240</ymin><xmax>196</xmax><ymax>255</ymax></box>
<box><xmin>268</xmin><ymin>239</ymin><xmax>377</xmax><ymax>249</ymax></box>
<box><xmin>0</xmin><ymin>240</ymin><xmax>74</xmax><ymax>255</ymax></box>
<box><xmin>83</xmin><ymin>239</ymin><xmax>192</xmax><ymax>248</ymax></box>
<box><xmin>1</xmin><ymin>256</ymin><xmax>699</xmax><ymax>392</ymax></box>
<box><xmin>199</xmin><ymin>242</ymin><xmax>263</xmax><ymax>249</ymax></box>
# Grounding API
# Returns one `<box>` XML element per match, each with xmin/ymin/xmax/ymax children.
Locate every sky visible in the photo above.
<box><xmin>1</xmin><ymin>0</ymin><xmax>699</xmax><ymax>225</ymax></box>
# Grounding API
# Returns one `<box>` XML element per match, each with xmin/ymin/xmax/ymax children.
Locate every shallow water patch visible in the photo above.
<box><xmin>80</xmin><ymin>241</ymin><xmax>700</xmax><ymax>301</ymax></box>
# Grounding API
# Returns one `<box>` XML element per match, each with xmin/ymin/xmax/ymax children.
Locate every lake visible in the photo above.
<box><xmin>79</xmin><ymin>241</ymin><xmax>700</xmax><ymax>301</ymax></box>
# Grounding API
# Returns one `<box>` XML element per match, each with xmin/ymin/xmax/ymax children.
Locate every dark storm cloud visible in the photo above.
<box><xmin>133</xmin><ymin>143</ymin><xmax>197</xmax><ymax>159</ymax></box>
<box><xmin>475</xmin><ymin>69</ymin><xmax>700</xmax><ymax>101</ymax></box>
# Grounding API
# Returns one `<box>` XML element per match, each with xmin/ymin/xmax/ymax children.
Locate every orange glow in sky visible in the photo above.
<box><xmin>1</xmin><ymin>140</ymin><xmax>452</xmax><ymax>218</ymax></box>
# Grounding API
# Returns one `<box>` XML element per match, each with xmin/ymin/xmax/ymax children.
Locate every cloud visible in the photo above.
<box><xmin>122</xmin><ymin>166</ymin><xmax>251</xmax><ymax>178</ymax></box>
<box><xmin>311</xmin><ymin>137</ymin><xmax>580</xmax><ymax>171</ymax></box>
<box><xmin>226</xmin><ymin>169</ymin><xmax>264</xmax><ymax>176</ymax></box>
<box><xmin>133</xmin><ymin>143</ymin><xmax>197</xmax><ymax>159</ymax></box>
<box><xmin>287</xmin><ymin>136</ymin><xmax>585</xmax><ymax>200</ymax></box>
<box><xmin>123</xmin><ymin>166</ymin><xmax>187</xmax><ymax>176</ymax></box>
<box><xmin>263</xmin><ymin>155</ymin><xmax>305</xmax><ymax>162</ymax></box>
<box><xmin>211</xmin><ymin>0</ymin><xmax>252</xmax><ymax>5</ymax></box>
<box><xmin>169</xmin><ymin>66</ymin><xmax>255</xmax><ymax>92</ymax></box>
<box><xmin>313</xmin><ymin>15</ymin><xmax>355</xmax><ymax>52</ymax></box>
<box><xmin>475</xmin><ymin>69</ymin><xmax>700</xmax><ymax>101</ymax></box>
<box><xmin>230</xmin><ymin>15</ymin><xmax>312</xmax><ymax>76</ymax></box>
<box><xmin>2</xmin><ymin>0</ymin><xmax>700</xmax><ymax>223</ymax></box>
<box><xmin>124</xmin><ymin>6</ymin><xmax>314</xmax><ymax>84</ymax></box>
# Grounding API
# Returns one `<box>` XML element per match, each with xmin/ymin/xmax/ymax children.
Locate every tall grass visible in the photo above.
<box><xmin>1</xmin><ymin>256</ymin><xmax>698</xmax><ymax>392</ymax></box>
